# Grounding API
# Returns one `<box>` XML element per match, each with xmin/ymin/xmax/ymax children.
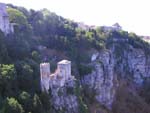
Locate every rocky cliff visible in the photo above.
<box><xmin>82</xmin><ymin>41</ymin><xmax>150</xmax><ymax>111</ymax></box>
<box><xmin>47</xmin><ymin>40</ymin><xmax>150</xmax><ymax>113</ymax></box>
<box><xmin>49</xmin><ymin>78</ymin><xmax>79</xmax><ymax>113</ymax></box>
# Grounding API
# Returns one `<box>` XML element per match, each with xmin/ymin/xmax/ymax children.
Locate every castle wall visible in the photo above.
<box><xmin>40</xmin><ymin>60</ymin><xmax>72</xmax><ymax>92</ymax></box>
<box><xmin>40</xmin><ymin>63</ymin><xmax>50</xmax><ymax>92</ymax></box>
<box><xmin>57</xmin><ymin>60</ymin><xmax>71</xmax><ymax>80</ymax></box>
<box><xmin>3</xmin><ymin>16</ymin><xmax>11</xmax><ymax>34</ymax></box>
<box><xmin>0</xmin><ymin>3</ymin><xmax>6</xmax><ymax>12</ymax></box>
<box><xmin>0</xmin><ymin>3</ymin><xmax>14</xmax><ymax>35</ymax></box>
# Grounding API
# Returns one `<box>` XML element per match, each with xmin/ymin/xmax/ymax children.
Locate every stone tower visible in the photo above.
<box><xmin>57</xmin><ymin>60</ymin><xmax>71</xmax><ymax>80</ymax></box>
<box><xmin>0</xmin><ymin>3</ymin><xmax>14</xmax><ymax>35</ymax></box>
<box><xmin>40</xmin><ymin>63</ymin><xmax>50</xmax><ymax>92</ymax></box>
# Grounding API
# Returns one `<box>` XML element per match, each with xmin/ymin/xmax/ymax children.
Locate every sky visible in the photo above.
<box><xmin>0</xmin><ymin>0</ymin><xmax>150</xmax><ymax>36</ymax></box>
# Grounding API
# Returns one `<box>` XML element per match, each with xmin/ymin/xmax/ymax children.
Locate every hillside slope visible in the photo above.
<box><xmin>0</xmin><ymin>3</ymin><xmax>150</xmax><ymax>113</ymax></box>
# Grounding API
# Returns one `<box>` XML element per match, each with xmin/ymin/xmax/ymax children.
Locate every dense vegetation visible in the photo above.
<box><xmin>0</xmin><ymin>4</ymin><xmax>150</xmax><ymax>113</ymax></box>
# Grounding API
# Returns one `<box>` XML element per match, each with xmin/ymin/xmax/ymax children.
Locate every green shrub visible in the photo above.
<box><xmin>78</xmin><ymin>64</ymin><xmax>93</xmax><ymax>76</ymax></box>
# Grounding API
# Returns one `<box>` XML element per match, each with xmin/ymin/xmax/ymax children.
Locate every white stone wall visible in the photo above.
<box><xmin>3</xmin><ymin>16</ymin><xmax>10</xmax><ymax>34</ymax></box>
<box><xmin>0</xmin><ymin>3</ymin><xmax>14</xmax><ymax>35</ymax></box>
<box><xmin>40</xmin><ymin>63</ymin><xmax>50</xmax><ymax>92</ymax></box>
<box><xmin>57</xmin><ymin>60</ymin><xmax>71</xmax><ymax>80</ymax></box>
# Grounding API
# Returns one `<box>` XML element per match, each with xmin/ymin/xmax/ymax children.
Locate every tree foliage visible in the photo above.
<box><xmin>1</xmin><ymin>97</ymin><xmax>24</xmax><ymax>113</ymax></box>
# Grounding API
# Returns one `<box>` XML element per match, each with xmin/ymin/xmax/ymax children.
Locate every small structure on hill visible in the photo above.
<box><xmin>40</xmin><ymin>60</ymin><xmax>74</xmax><ymax>92</ymax></box>
<box><xmin>101</xmin><ymin>23</ymin><xmax>122</xmax><ymax>32</ymax></box>
<box><xmin>0</xmin><ymin>3</ymin><xmax>14</xmax><ymax>35</ymax></box>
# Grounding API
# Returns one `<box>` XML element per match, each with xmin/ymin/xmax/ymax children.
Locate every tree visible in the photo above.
<box><xmin>0</xmin><ymin>31</ymin><xmax>9</xmax><ymax>63</ymax></box>
<box><xmin>15</xmin><ymin>61</ymin><xmax>34</xmax><ymax>92</ymax></box>
<box><xmin>19</xmin><ymin>91</ymin><xmax>32</xmax><ymax>112</ymax></box>
<box><xmin>40</xmin><ymin>92</ymin><xmax>51</xmax><ymax>112</ymax></box>
<box><xmin>7</xmin><ymin>7</ymin><xmax>28</xmax><ymax>26</ymax></box>
<box><xmin>32</xmin><ymin>94</ymin><xmax>43</xmax><ymax>113</ymax></box>
<box><xmin>31</xmin><ymin>51</ymin><xmax>40</xmax><ymax>62</ymax></box>
<box><xmin>0</xmin><ymin>64</ymin><xmax>17</xmax><ymax>97</ymax></box>
<box><xmin>1</xmin><ymin>97</ymin><xmax>24</xmax><ymax>113</ymax></box>
<box><xmin>7</xmin><ymin>7</ymin><xmax>32</xmax><ymax>39</ymax></box>
<box><xmin>0</xmin><ymin>64</ymin><xmax>16</xmax><ymax>79</ymax></box>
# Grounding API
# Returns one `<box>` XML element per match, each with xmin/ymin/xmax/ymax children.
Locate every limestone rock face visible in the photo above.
<box><xmin>40</xmin><ymin>47</ymin><xmax>150</xmax><ymax>111</ymax></box>
<box><xmin>127</xmin><ymin>48</ymin><xmax>150</xmax><ymax>84</ymax></box>
<box><xmin>50</xmin><ymin>80</ymin><xmax>79</xmax><ymax>113</ymax></box>
<box><xmin>82</xmin><ymin>46</ymin><xmax>150</xmax><ymax>109</ymax></box>
<box><xmin>83</xmin><ymin>50</ymin><xmax>117</xmax><ymax>109</ymax></box>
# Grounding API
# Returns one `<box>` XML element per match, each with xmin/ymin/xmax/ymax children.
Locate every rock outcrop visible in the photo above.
<box><xmin>50</xmin><ymin>80</ymin><xmax>78</xmax><ymax>113</ymax></box>
<box><xmin>127</xmin><ymin>48</ymin><xmax>150</xmax><ymax>84</ymax></box>
<box><xmin>82</xmin><ymin>44</ymin><xmax>150</xmax><ymax>109</ymax></box>
<box><xmin>82</xmin><ymin>50</ymin><xmax>117</xmax><ymax>109</ymax></box>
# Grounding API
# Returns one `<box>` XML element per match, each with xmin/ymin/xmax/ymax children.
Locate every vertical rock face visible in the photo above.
<box><xmin>40</xmin><ymin>47</ymin><xmax>150</xmax><ymax>111</ymax></box>
<box><xmin>50</xmin><ymin>60</ymin><xmax>78</xmax><ymax>113</ymax></box>
<box><xmin>83</xmin><ymin>50</ymin><xmax>117</xmax><ymax>109</ymax></box>
<box><xmin>82</xmin><ymin>46</ymin><xmax>150</xmax><ymax>109</ymax></box>
<box><xmin>127</xmin><ymin>48</ymin><xmax>150</xmax><ymax>84</ymax></box>
<box><xmin>50</xmin><ymin>80</ymin><xmax>79</xmax><ymax>113</ymax></box>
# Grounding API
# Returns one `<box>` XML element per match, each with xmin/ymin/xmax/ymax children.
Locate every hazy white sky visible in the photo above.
<box><xmin>0</xmin><ymin>0</ymin><xmax>150</xmax><ymax>36</ymax></box>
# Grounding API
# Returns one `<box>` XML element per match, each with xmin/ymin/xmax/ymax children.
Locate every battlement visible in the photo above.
<box><xmin>40</xmin><ymin>63</ymin><xmax>50</xmax><ymax>71</ymax></box>
<box><xmin>40</xmin><ymin>63</ymin><xmax>50</xmax><ymax>78</ymax></box>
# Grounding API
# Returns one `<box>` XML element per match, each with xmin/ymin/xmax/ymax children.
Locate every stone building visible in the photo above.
<box><xmin>101</xmin><ymin>23</ymin><xmax>122</xmax><ymax>32</ymax></box>
<box><xmin>0</xmin><ymin>3</ymin><xmax>14</xmax><ymax>35</ymax></box>
<box><xmin>40</xmin><ymin>63</ymin><xmax>50</xmax><ymax>91</ymax></box>
<box><xmin>57</xmin><ymin>60</ymin><xmax>71</xmax><ymax>80</ymax></box>
<box><xmin>40</xmin><ymin>60</ymin><xmax>73</xmax><ymax>92</ymax></box>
